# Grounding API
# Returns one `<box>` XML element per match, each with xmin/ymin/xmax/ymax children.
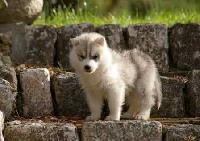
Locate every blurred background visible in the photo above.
<box><xmin>36</xmin><ymin>0</ymin><xmax>200</xmax><ymax>26</ymax></box>
<box><xmin>79</xmin><ymin>0</ymin><xmax>199</xmax><ymax>16</ymax></box>
<box><xmin>44</xmin><ymin>0</ymin><xmax>200</xmax><ymax>16</ymax></box>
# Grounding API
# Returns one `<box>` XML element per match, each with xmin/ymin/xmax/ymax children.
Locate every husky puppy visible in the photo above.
<box><xmin>70</xmin><ymin>32</ymin><xmax>162</xmax><ymax>121</ymax></box>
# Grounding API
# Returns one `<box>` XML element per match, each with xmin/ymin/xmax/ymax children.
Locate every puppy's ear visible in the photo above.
<box><xmin>94</xmin><ymin>37</ymin><xmax>105</xmax><ymax>46</ymax></box>
<box><xmin>70</xmin><ymin>38</ymin><xmax>80</xmax><ymax>47</ymax></box>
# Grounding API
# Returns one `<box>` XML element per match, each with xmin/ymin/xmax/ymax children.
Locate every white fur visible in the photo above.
<box><xmin>70</xmin><ymin>32</ymin><xmax>162</xmax><ymax>121</ymax></box>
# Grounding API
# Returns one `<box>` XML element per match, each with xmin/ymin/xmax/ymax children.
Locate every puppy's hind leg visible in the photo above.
<box><xmin>135</xmin><ymin>87</ymin><xmax>155</xmax><ymax>120</ymax></box>
<box><xmin>121</xmin><ymin>91</ymin><xmax>139</xmax><ymax>119</ymax></box>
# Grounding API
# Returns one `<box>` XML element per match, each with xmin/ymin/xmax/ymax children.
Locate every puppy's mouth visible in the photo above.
<box><xmin>85</xmin><ymin>70</ymin><xmax>92</xmax><ymax>73</ymax></box>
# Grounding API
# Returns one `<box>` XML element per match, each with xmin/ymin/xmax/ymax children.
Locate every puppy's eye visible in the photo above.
<box><xmin>92</xmin><ymin>55</ymin><xmax>99</xmax><ymax>60</ymax></box>
<box><xmin>78</xmin><ymin>55</ymin><xmax>85</xmax><ymax>60</ymax></box>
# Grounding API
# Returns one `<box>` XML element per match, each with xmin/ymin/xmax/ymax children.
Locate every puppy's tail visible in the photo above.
<box><xmin>155</xmin><ymin>76</ymin><xmax>162</xmax><ymax>109</ymax></box>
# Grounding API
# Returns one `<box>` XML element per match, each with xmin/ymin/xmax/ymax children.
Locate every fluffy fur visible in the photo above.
<box><xmin>70</xmin><ymin>32</ymin><xmax>162</xmax><ymax>121</ymax></box>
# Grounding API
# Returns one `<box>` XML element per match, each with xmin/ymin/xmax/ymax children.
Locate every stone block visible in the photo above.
<box><xmin>127</xmin><ymin>24</ymin><xmax>169</xmax><ymax>72</ymax></box>
<box><xmin>151</xmin><ymin>76</ymin><xmax>186</xmax><ymax>118</ymax></box>
<box><xmin>0</xmin><ymin>79</ymin><xmax>15</xmax><ymax>119</ymax></box>
<box><xmin>56</xmin><ymin>23</ymin><xmax>95</xmax><ymax>68</ymax></box>
<box><xmin>169</xmin><ymin>24</ymin><xmax>200</xmax><ymax>70</ymax></box>
<box><xmin>82</xmin><ymin>120</ymin><xmax>162</xmax><ymax>141</ymax></box>
<box><xmin>11</xmin><ymin>24</ymin><xmax>57</xmax><ymax>66</ymax></box>
<box><xmin>187</xmin><ymin>70</ymin><xmax>200</xmax><ymax>117</ymax></box>
<box><xmin>19</xmin><ymin>68</ymin><xmax>53</xmax><ymax>117</ymax></box>
<box><xmin>0</xmin><ymin>53</ymin><xmax>17</xmax><ymax>119</ymax></box>
<box><xmin>0</xmin><ymin>63</ymin><xmax>17</xmax><ymax>90</ymax></box>
<box><xmin>0</xmin><ymin>23</ymin><xmax>18</xmax><ymax>56</ymax></box>
<box><xmin>0</xmin><ymin>52</ymin><xmax>12</xmax><ymax>66</ymax></box>
<box><xmin>164</xmin><ymin>124</ymin><xmax>200</xmax><ymax>141</ymax></box>
<box><xmin>0</xmin><ymin>0</ymin><xmax>43</xmax><ymax>24</ymax></box>
<box><xmin>52</xmin><ymin>72</ymin><xmax>89</xmax><ymax>118</ymax></box>
<box><xmin>96</xmin><ymin>24</ymin><xmax>126</xmax><ymax>51</ymax></box>
<box><xmin>4</xmin><ymin>120</ymin><xmax>79</xmax><ymax>141</ymax></box>
<box><xmin>0</xmin><ymin>111</ymin><xmax>4</xmax><ymax>141</ymax></box>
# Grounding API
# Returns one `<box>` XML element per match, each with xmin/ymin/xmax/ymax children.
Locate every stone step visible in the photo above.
<box><xmin>4</xmin><ymin>120</ymin><xmax>79</xmax><ymax>141</ymax></box>
<box><xmin>82</xmin><ymin>120</ymin><xmax>162</xmax><ymax>141</ymax></box>
<box><xmin>1</xmin><ymin>23</ymin><xmax>200</xmax><ymax>71</ymax></box>
<box><xmin>51</xmin><ymin>71</ymin><xmax>195</xmax><ymax>119</ymax></box>
<box><xmin>1</xmin><ymin>66</ymin><xmax>200</xmax><ymax>120</ymax></box>
<box><xmin>3</xmin><ymin>118</ymin><xmax>200</xmax><ymax>141</ymax></box>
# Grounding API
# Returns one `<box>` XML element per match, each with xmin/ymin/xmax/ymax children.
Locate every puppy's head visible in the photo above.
<box><xmin>70</xmin><ymin>33</ymin><xmax>106</xmax><ymax>74</ymax></box>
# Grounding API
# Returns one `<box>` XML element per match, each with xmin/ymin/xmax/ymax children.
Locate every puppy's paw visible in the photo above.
<box><xmin>134</xmin><ymin>114</ymin><xmax>149</xmax><ymax>120</ymax></box>
<box><xmin>105</xmin><ymin>116</ymin><xmax>120</xmax><ymax>121</ymax></box>
<box><xmin>121</xmin><ymin>112</ymin><xmax>134</xmax><ymax>119</ymax></box>
<box><xmin>85</xmin><ymin>116</ymin><xmax>100</xmax><ymax>121</ymax></box>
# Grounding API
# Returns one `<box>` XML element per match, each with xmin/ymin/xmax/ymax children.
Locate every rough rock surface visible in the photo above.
<box><xmin>164</xmin><ymin>124</ymin><xmax>200</xmax><ymax>141</ymax></box>
<box><xmin>0</xmin><ymin>0</ymin><xmax>43</xmax><ymax>24</ymax></box>
<box><xmin>56</xmin><ymin>23</ymin><xmax>95</xmax><ymax>68</ymax></box>
<box><xmin>96</xmin><ymin>24</ymin><xmax>126</xmax><ymax>51</ymax></box>
<box><xmin>0</xmin><ymin>53</ymin><xmax>17</xmax><ymax>119</ymax></box>
<box><xmin>187</xmin><ymin>70</ymin><xmax>200</xmax><ymax>117</ymax></box>
<box><xmin>0</xmin><ymin>65</ymin><xmax>17</xmax><ymax>90</ymax></box>
<box><xmin>0</xmin><ymin>34</ymin><xmax>10</xmax><ymax>56</ymax></box>
<box><xmin>151</xmin><ymin>76</ymin><xmax>186</xmax><ymax>118</ymax></box>
<box><xmin>127</xmin><ymin>24</ymin><xmax>169</xmax><ymax>72</ymax></box>
<box><xmin>4</xmin><ymin>120</ymin><xmax>79</xmax><ymax>141</ymax></box>
<box><xmin>169</xmin><ymin>24</ymin><xmax>200</xmax><ymax>70</ymax></box>
<box><xmin>0</xmin><ymin>111</ymin><xmax>4</xmax><ymax>141</ymax></box>
<box><xmin>0</xmin><ymin>52</ymin><xmax>11</xmax><ymax>66</ymax></box>
<box><xmin>82</xmin><ymin>120</ymin><xmax>162</xmax><ymax>141</ymax></box>
<box><xmin>11</xmin><ymin>24</ymin><xmax>57</xmax><ymax>66</ymax></box>
<box><xmin>19</xmin><ymin>68</ymin><xmax>53</xmax><ymax>117</ymax></box>
<box><xmin>0</xmin><ymin>79</ymin><xmax>15</xmax><ymax>119</ymax></box>
<box><xmin>0</xmin><ymin>23</ymin><xmax>19</xmax><ymax>56</ymax></box>
<box><xmin>52</xmin><ymin>72</ymin><xmax>89</xmax><ymax>117</ymax></box>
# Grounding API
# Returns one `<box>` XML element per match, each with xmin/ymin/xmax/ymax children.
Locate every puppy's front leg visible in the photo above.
<box><xmin>85</xmin><ymin>92</ymin><xmax>103</xmax><ymax>121</ymax></box>
<box><xmin>105</xmin><ymin>85</ymin><xmax>125</xmax><ymax>121</ymax></box>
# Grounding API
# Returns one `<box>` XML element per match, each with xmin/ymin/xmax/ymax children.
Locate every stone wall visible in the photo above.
<box><xmin>0</xmin><ymin>22</ymin><xmax>200</xmax><ymax>140</ymax></box>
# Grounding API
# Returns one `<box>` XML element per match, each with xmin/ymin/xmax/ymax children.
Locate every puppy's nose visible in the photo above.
<box><xmin>84</xmin><ymin>65</ymin><xmax>91</xmax><ymax>72</ymax></box>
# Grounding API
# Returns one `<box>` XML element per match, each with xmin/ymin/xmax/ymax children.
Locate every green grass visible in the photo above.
<box><xmin>34</xmin><ymin>8</ymin><xmax>200</xmax><ymax>27</ymax></box>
